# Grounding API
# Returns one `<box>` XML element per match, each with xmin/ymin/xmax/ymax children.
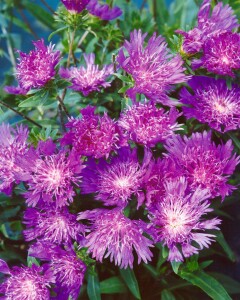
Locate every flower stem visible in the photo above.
<box><xmin>0</xmin><ymin>100</ymin><xmax>42</xmax><ymax>128</ymax></box>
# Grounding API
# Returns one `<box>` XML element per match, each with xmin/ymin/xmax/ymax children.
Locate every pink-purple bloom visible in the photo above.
<box><xmin>5</xmin><ymin>39</ymin><xmax>61</xmax><ymax>95</ymax></box>
<box><xmin>61</xmin><ymin>0</ymin><xmax>90</xmax><ymax>13</ymax></box>
<box><xmin>87</xmin><ymin>0</ymin><xmax>122</xmax><ymax>20</ymax></box>
<box><xmin>0</xmin><ymin>123</ymin><xmax>29</xmax><ymax>195</ymax></box>
<box><xmin>61</xmin><ymin>106</ymin><xmax>125</xmax><ymax>159</ymax></box>
<box><xmin>176</xmin><ymin>0</ymin><xmax>239</xmax><ymax>54</ymax></box>
<box><xmin>59</xmin><ymin>53</ymin><xmax>113</xmax><ymax>96</ymax></box>
<box><xmin>16</xmin><ymin>140</ymin><xmax>84</xmax><ymax>207</ymax></box>
<box><xmin>192</xmin><ymin>31</ymin><xmax>240</xmax><ymax>77</ymax></box>
<box><xmin>81</xmin><ymin>147</ymin><xmax>151</xmax><ymax>207</ymax></box>
<box><xmin>143</xmin><ymin>157</ymin><xmax>181</xmax><ymax>211</ymax></box>
<box><xmin>118</xmin><ymin>103</ymin><xmax>182</xmax><ymax>147</ymax></box>
<box><xmin>149</xmin><ymin>177</ymin><xmax>221</xmax><ymax>262</ymax></box>
<box><xmin>78</xmin><ymin>208</ymin><xmax>153</xmax><ymax>268</ymax></box>
<box><xmin>165</xmin><ymin>131</ymin><xmax>240</xmax><ymax>200</ymax></box>
<box><xmin>117</xmin><ymin>30</ymin><xmax>188</xmax><ymax>106</ymax></box>
<box><xmin>0</xmin><ymin>260</ymin><xmax>54</xmax><ymax>300</ymax></box>
<box><xmin>29</xmin><ymin>242</ymin><xmax>86</xmax><ymax>300</ymax></box>
<box><xmin>23</xmin><ymin>206</ymin><xmax>86</xmax><ymax>245</ymax></box>
<box><xmin>180</xmin><ymin>76</ymin><xmax>240</xmax><ymax>132</ymax></box>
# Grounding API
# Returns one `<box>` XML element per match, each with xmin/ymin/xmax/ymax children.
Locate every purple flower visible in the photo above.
<box><xmin>117</xmin><ymin>30</ymin><xmax>189</xmax><ymax>106</ymax></box>
<box><xmin>118</xmin><ymin>102</ymin><xmax>182</xmax><ymax>147</ymax></box>
<box><xmin>59</xmin><ymin>53</ymin><xmax>113</xmax><ymax>96</ymax></box>
<box><xmin>61</xmin><ymin>106</ymin><xmax>126</xmax><ymax>159</ymax></box>
<box><xmin>0</xmin><ymin>259</ymin><xmax>54</xmax><ymax>300</ymax></box>
<box><xmin>192</xmin><ymin>31</ymin><xmax>240</xmax><ymax>77</ymax></box>
<box><xmin>0</xmin><ymin>123</ymin><xmax>29</xmax><ymax>195</ymax></box>
<box><xmin>61</xmin><ymin>0</ymin><xmax>90</xmax><ymax>13</ymax></box>
<box><xmin>78</xmin><ymin>208</ymin><xmax>153</xmax><ymax>268</ymax></box>
<box><xmin>87</xmin><ymin>0</ymin><xmax>122</xmax><ymax>20</ymax></box>
<box><xmin>143</xmin><ymin>157</ymin><xmax>181</xmax><ymax>211</ymax></box>
<box><xmin>5</xmin><ymin>39</ymin><xmax>61</xmax><ymax>95</ymax></box>
<box><xmin>149</xmin><ymin>177</ymin><xmax>221</xmax><ymax>262</ymax></box>
<box><xmin>165</xmin><ymin>131</ymin><xmax>240</xmax><ymax>200</ymax></box>
<box><xmin>16</xmin><ymin>140</ymin><xmax>84</xmax><ymax>207</ymax></box>
<box><xmin>176</xmin><ymin>0</ymin><xmax>239</xmax><ymax>54</ymax></box>
<box><xmin>81</xmin><ymin>147</ymin><xmax>151</xmax><ymax>208</ymax></box>
<box><xmin>29</xmin><ymin>242</ymin><xmax>86</xmax><ymax>300</ymax></box>
<box><xmin>180</xmin><ymin>76</ymin><xmax>240</xmax><ymax>132</ymax></box>
<box><xmin>23</xmin><ymin>206</ymin><xmax>86</xmax><ymax>245</ymax></box>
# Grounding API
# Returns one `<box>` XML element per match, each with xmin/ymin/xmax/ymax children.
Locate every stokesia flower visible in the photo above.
<box><xmin>176</xmin><ymin>0</ymin><xmax>239</xmax><ymax>54</ymax></box>
<box><xmin>16</xmin><ymin>140</ymin><xmax>84</xmax><ymax>207</ymax></box>
<box><xmin>87</xmin><ymin>0</ymin><xmax>122</xmax><ymax>20</ymax></box>
<box><xmin>180</xmin><ymin>76</ymin><xmax>240</xmax><ymax>132</ymax></box>
<box><xmin>0</xmin><ymin>123</ymin><xmax>29</xmax><ymax>195</ymax></box>
<box><xmin>59</xmin><ymin>53</ymin><xmax>113</xmax><ymax>96</ymax></box>
<box><xmin>143</xmin><ymin>157</ymin><xmax>181</xmax><ymax>211</ymax></box>
<box><xmin>61</xmin><ymin>106</ymin><xmax>125</xmax><ymax>159</ymax></box>
<box><xmin>117</xmin><ymin>29</ymin><xmax>188</xmax><ymax>106</ymax></box>
<box><xmin>0</xmin><ymin>259</ymin><xmax>54</xmax><ymax>300</ymax></box>
<box><xmin>192</xmin><ymin>31</ymin><xmax>240</xmax><ymax>77</ymax></box>
<box><xmin>29</xmin><ymin>242</ymin><xmax>86</xmax><ymax>300</ymax></box>
<box><xmin>61</xmin><ymin>0</ymin><xmax>90</xmax><ymax>13</ymax></box>
<box><xmin>149</xmin><ymin>177</ymin><xmax>221</xmax><ymax>262</ymax></box>
<box><xmin>23</xmin><ymin>206</ymin><xmax>86</xmax><ymax>245</ymax></box>
<box><xmin>81</xmin><ymin>147</ymin><xmax>151</xmax><ymax>207</ymax></box>
<box><xmin>5</xmin><ymin>39</ymin><xmax>61</xmax><ymax>95</ymax></box>
<box><xmin>78</xmin><ymin>208</ymin><xmax>153</xmax><ymax>268</ymax></box>
<box><xmin>118</xmin><ymin>102</ymin><xmax>182</xmax><ymax>147</ymax></box>
<box><xmin>165</xmin><ymin>131</ymin><xmax>240</xmax><ymax>200</ymax></box>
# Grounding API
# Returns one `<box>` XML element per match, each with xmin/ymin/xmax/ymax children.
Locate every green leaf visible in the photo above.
<box><xmin>171</xmin><ymin>261</ymin><xmax>182</xmax><ymax>274</ymax></box>
<box><xmin>199</xmin><ymin>260</ymin><xmax>213</xmax><ymax>269</ymax></box>
<box><xmin>18</xmin><ymin>90</ymin><xmax>49</xmax><ymax>108</ymax></box>
<box><xmin>1</xmin><ymin>221</ymin><xmax>23</xmax><ymax>240</ymax></box>
<box><xmin>56</xmin><ymin>79</ymin><xmax>72</xmax><ymax>89</ymax></box>
<box><xmin>120</xmin><ymin>268</ymin><xmax>141</xmax><ymax>299</ymax></box>
<box><xmin>87</xmin><ymin>273</ymin><xmax>101</xmax><ymax>300</ymax></box>
<box><xmin>161</xmin><ymin>289</ymin><xmax>176</xmax><ymax>300</ymax></box>
<box><xmin>215</xmin><ymin>231</ymin><xmax>236</xmax><ymax>262</ymax></box>
<box><xmin>114</xmin><ymin>73</ymin><xmax>133</xmax><ymax>84</ymax></box>
<box><xmin>100</xmin><ymin>276</ymin><xmax>127</xmax><ymax>294</ymax></box>
<box><xmin>118</xmin><ymin>86</ymin><xmax>130</xmax><ymax>94</ymax></box>
<box><xmin>27</xmin><ymin>256</ymin><xmax>40</xmax><ymax>267</ymax></box>
<box><xmin>227</xmin><ymin>132</ymin><xmax>240</xmax><ymax>152</ymax></box>
<box><xmin>209</xmin><ymin>272</ymin><xmax>240</xmax><ymax>295</ymax></box>
<box><xmin>0</xmin><ymin>206</ymin><xmax>20</xmax><ymax>221</ymax></box>
<box><xmin>22</xmin><ymin>1</ymin><xmax>55</xmax><ymax>29</ymax></box>
<box><xmin>179</xmin><ymin>269</ymin><xmax>232</xmax><ymax>300</ymax></box>
<box><xmin>48</xmin><ymin>26</ymin><xmax>68</xmax><ymax>41</ymax></box>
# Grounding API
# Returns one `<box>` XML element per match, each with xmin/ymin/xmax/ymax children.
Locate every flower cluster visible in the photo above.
<box><xmin>177</xmin><ymin>0</ymin><xmax>239</xmax><ymax>54</ymax></box>
<box><xmin>1</xmin><ymin>0</ymin><xmax>240</xmax><ymax>298</ymax></box>
<box><xmin>0</xmin><ymin>260</ymin><xmax>54</xmax><ymax>300</ymax></box>
<box><xmin>81</xmin><ymin>147</ymin><xmax>151</xmax><ymax>207</ymax></box>
<box><xmin>165</xmin><ymin>131</ymin><xmax>239</xmax><ymax>200</ymax></box>
<box><xmin>118</xmin><ymin>102</ymin><xmax>183</xmax><ymax>146</ymax></box>
<box><xmin>192</xmin><ymin>31</ymin><xmax>240</xmax><ymax>76</ymax></box>
<box><xmin>149</xmin><ymin>177</ymin><xmax>221</xmax><ymax>262</ymax></box>
<box><xmin>180</xmin><ymin>76</ymin><xmax>240</xmax><ymax>132</ymax></box>
<box><xmin>16</xmin><ymin>140</ymin><xmax>84</xmax><ymax>207</ymax></box>
<box><xmin>60</xmin><ymin>53</ymin><xmax>114</xmax><ymax>96</ymax></box>
<box><xmin>117</xmin><ymin>30</ymin><xmax>189</xmax><ymax>105</ymax></box>
<box><xmin>5</xmin><ymin>40</ymin><xmax>61</xmax><ymax>95</ymax></box>
<box><xmin>78</xmin><ymin>208</ymin><xmax>153</xmax><ymax>268</ymax></box>
<box><xmin>0</xmin><ymin>124</ymin><xmax>29</xmax><ymax>195</ymax></box>
<box><xmin>61</xmin><ymin>105</ymin><xmax>125</xmax><ymax>158</ymax></box>
<box><xmin>61</xmin><ymin>0</ymin><xmax>122</xmax><ymax>20</ymax></box>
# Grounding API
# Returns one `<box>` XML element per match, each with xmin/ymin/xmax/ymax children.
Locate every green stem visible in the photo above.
<box><xmin>0</xmin><ymin>100</ymin><xmax>42</xmax><ymax>128</ymax></box>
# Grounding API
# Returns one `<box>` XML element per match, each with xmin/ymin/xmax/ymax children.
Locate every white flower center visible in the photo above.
<box><xmin>114</xmin><ymin>177</ymin><xmax>131</xmax><ymax>188</ymax></box>
<box><xmin>21</xmin><ymin>279</ymin><xmax>37</xmax><ymax>298</ymax></box>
